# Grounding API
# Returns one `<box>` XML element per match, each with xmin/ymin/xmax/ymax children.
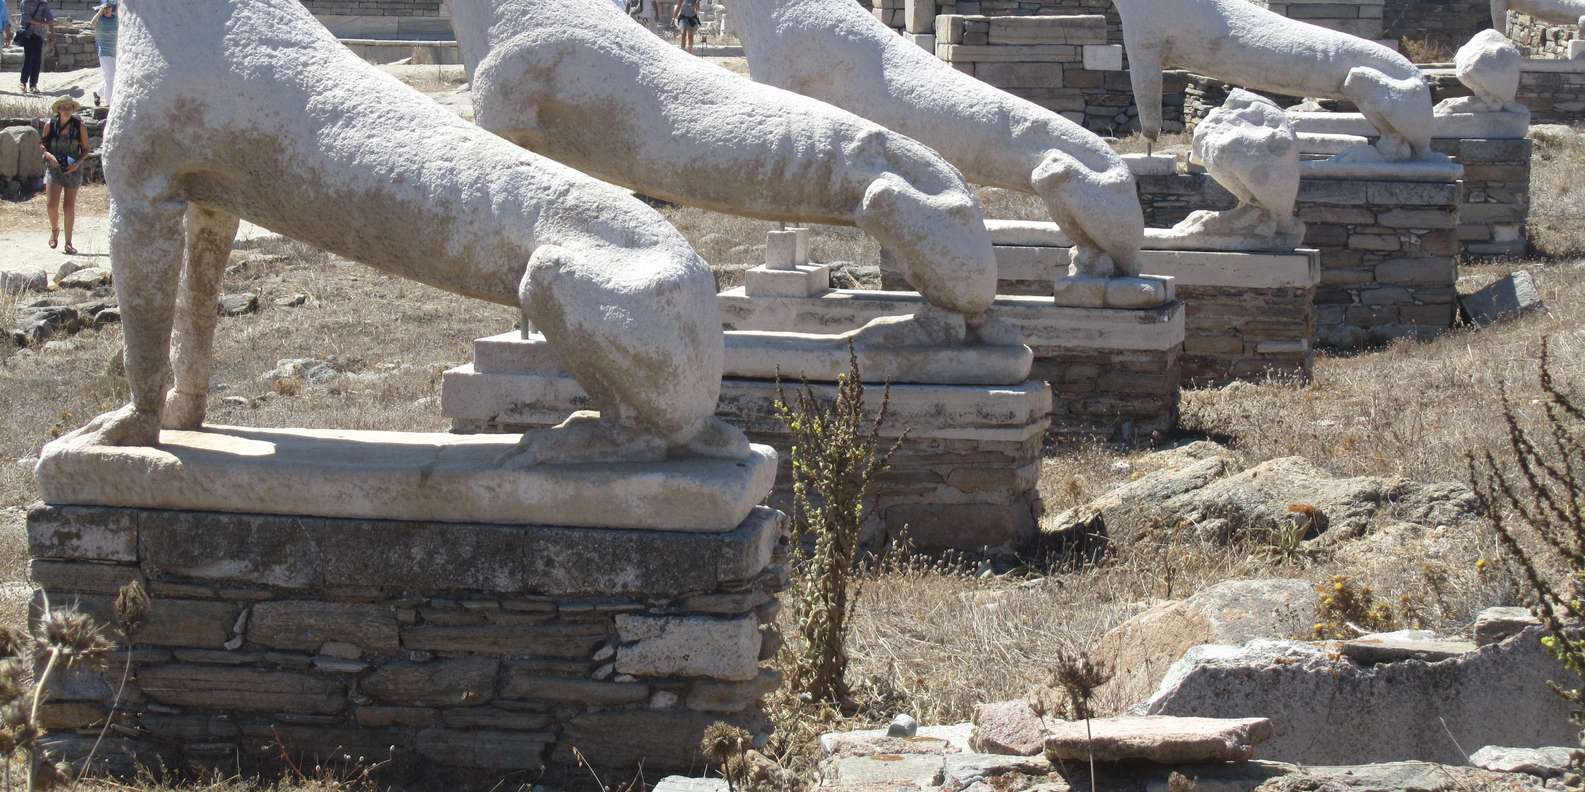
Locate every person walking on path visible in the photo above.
<box><xmin>90</xmin><ymin>2</ymin><xmax>117</xmax><ymax>107</ymax></box>
<box><xmin>674</xmin><ymin>0</ymin><xmax>700</xmax><ymax>52</ymax></box>
<box><xmin>41</xmin><ymin>96</ymin><xmax>90</xmax><ymax>255</ymax></box>
<box><xmin>1</xmin><ymin>2</ymin><xmax>13</xmax><ymax>50</ymax></box>
<box><xmin>17</xmin><ymin>0</ymin><xmax>55</xmax><ymax>94</ymax></box>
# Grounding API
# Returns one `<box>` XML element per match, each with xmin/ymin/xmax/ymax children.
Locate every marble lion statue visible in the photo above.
<box><xmin>719</xmin><ymin>0</ymin><xmax>1146</xmax><ymax>278</ymax></box>
<box><xmin>445</xmin><ymin>0</ymin><xmax>1006</xmax><ymax>342</ymax></box>
<box><xmin>1491</xmin><ymin>0</ymin><xmax>1585</xmax><ymax>34</ymax></box>
<box><xmin>1172</xmin><ymin>90</ymin><xmax>1305</xmax><ymax>247</ymax></box>
<box><xmin>1115</xmin><ymin>0</ymin><xmax>1436</xmax><ymax>162</ymax></box>
<box><xmin>82</xmin><ymin>0</ymin><xmax>748</xmax><ymax>466</ymax></box>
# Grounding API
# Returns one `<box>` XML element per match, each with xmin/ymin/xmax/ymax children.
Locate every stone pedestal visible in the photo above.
<box><xmin>28</xmin><ymin>430</ymin><xmax>785</xmax><ymax>786</ymax></box>
<box><xmin>715</xmin><ymin>288</ymin><xmax>1183</xmax><ymax>444</ymax></box>
<box><xmin>1289</xmin><ymin>111</ymin><xmax>1533</xmax><ymax>259</ymax></box>
<box><xmin>444</xmin><ymin>332</ymin><xmax>1053</xmax><ymax>554</ymax></box>
<box><xmin>969</xmin><ymin>227</ymin><xmax>1320</xmax><ymax>385</ymax></box>
<box><xmin>1136</xmin><ymin>168</ymin><xmax>1461</xmax><ymax>350</ymax></box>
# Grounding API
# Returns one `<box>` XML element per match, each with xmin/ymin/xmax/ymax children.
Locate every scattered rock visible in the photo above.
<box><xmin>57</xmin><ymin>267</ymin><xmax>111</xmax><ymax>290</ymax></box>
<box><xmin>275</xmin><ymin>293</ymin><xmax>312</xmax><ymax>308</ymax></box>
<box><xmin>1474</xmin><ymin>606</ymin><xmax>1540</xmax><ymax>646</ymax></box>
<box><xmin>217</xmin><ymin>293</ymin><xmax>258</xmax><ymax>317</ymax></box>
<box><xmin>1137</xmin><ymin>629</ymin><xmax>1575</xmax><ymax>764</ymax></box>
<box><xmin>889</xmin><ymin>714</ymin><xmax>919</xmax><ymax>738</ymax></box>
<box><xmin>1461</xmin><ymin>270</ymin><xmax>1543</xmax><ymax>327</ymax></box>
<box><xmin>1043</xmin><ymin>715</ymin><xmax>1272</xmax><ymax>764</ymax></box>
<box><xmin>1093</xmin><ymin>578</ymin><xmax>1318</xmax><ymax>706</ymax></box>
<box><xmin>13</xmin><ymin>306</ymin><xmax>81</xmax><ymax>347</ymax></box>
<box><xmin>970</xmin><ymin>699</ymin><xmax>1060</xmax><ymax>757</ymax></box>
<box><xmin>260</xmin><ymin>358</ymin><xmax>341</xmax><ymax>385</ymax></box>
<box><xmin>1341</xmin><ymin>630</ymin><xmax>1476</xmax><ymax>665</ymax></box>
<box><xmin>1048</xmin><ymin>454</ymin><xmax>1479</xmax><ymax>549</ymax></box>
<box><xmin>1</xmin><ymin>268</ymin><xmax>48</xmax><ymax>295</ymax></box>
<box><xmin>1469</xmin><ymin>745</ymin><xmax>1576</xmax><ymax>778</ymax></box>
<box><xmin>54</xmin><ymin>260</ymin><xmax>88</xmax><ymax>283</ymax></box>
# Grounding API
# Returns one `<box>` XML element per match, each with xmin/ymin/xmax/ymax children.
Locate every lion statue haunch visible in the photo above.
<box><xmin>1168</xmin><ymin>90</ymin><xmax>1305</xmax><ymax>247</ymax></box>
<box><xmin>1116</xmin><ymin>0</ymin><xmax>1435</xmax><ymax>162</ymax></box>
<box><xmin>445</xmin><ymin>0</ymin><xmax>999</xmax><ymax>332</ymax></box>
<box><xmin>1492</xmin><ymin>0</ymin><xmax>1585</xmax><ymax>34</ymax></box>
<box><xmin>89</xmin><ymin>0</ymin><xmax>745</xmax><ymax>466</ymax></box>
<box><xmin>725</xmin><ymin>0</ymin><xmax>1144</xmax><ymax>278</ymax></box>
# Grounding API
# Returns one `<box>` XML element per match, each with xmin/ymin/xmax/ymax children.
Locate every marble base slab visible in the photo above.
<box><xmin>1287</xmin><ymin>110</ymin><xmax>1530</xmax><ymax>140</ymax></box>
<box><xmin>35</xmin><ymin>427</ymin><xmax>778</xmax><ymax>532</ymax></box>
<box><xmin>985</xmin><ymin>219</ymin><xmax>1311</xmax><ymax>256</ymax></box>
<box><xmin>477</xmin><ymin>331</ymin><xmax>1033</xmax><ymax>386</ymax></box>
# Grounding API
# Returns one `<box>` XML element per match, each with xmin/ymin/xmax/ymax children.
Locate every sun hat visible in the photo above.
<box><xmin>51</xmin><ymin>96</ymin><xmax>82</xmax><ymax>114</ymax></box>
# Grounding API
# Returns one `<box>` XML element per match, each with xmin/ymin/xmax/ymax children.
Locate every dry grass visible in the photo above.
<box><xmin>1528</xmin><ymin>124</ymin><xmax>1585</xmax><ymax>258</ymax></box>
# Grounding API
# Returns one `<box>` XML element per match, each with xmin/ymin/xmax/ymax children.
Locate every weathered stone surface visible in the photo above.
<box><xmin>1</xmin><ymin>269</ymin><xmax>49</xmax><ymax>295</ymax></box>
<box><xmin>1342</xmin><ymin>631</ymin><xmax>1477</xmax><ymax>664</ymax></box>
<box><xmin>138</xmin><ymin>665</ymin><xmax>345</xmax><ymax>713</ymax></box>
<box><xmin>354</xmin><ymin>706</ymin><xmax>437</xmax><ymax>728</ymax></box>
<box><xmin>1461</xmin><ymin>270</ymin><xmax>1543</xmax><ymax>326</ymax></box>
<box><xmin>553</xmin><ymin>709</ymin><xmax>768</xmax><ymax>778</ymax></box>
<box><xmin>1044</xmin><ymin>715</ymin><xmax>1272</xmax><ymax>763</ymax></box>
<box><xmin>29</xmin><ymin>559</ymin><xmax>143</xmax><ymax>595</ymax></box>
<box><xmin>502</xmin><ymin>675</ymin><xmax>650</xmax><ymax>706</ymax></box>
<box><xmin>248</xmin><ymin>601</ymin><xmax>400</xmax><ymax>653</ymax></box>
<box><xmin>27</xmin><ymin>505</ymin><xmax>137</xmax><ymax>562</ymax></box>
<box><xmin>685</xmin><ymin>668</ymin><xmax>782</xmax><ymax>713</ymax></box>
<box><xmin>360</xmin><ymin>657</ymin><xmax>498</xmax><ymax>707</ymax></box>
<box><xmin>441</xmin><ymin>707</ymin><xmax>553</xmax><ymax>731</ymax></box>
<box><xmin>417</xmin><ymin>728</ymin><xmax>550</xmax><ymax>770</ymax></box>
<box><xmin>615</xmin><ymin>614</ymin><xmax>762</xmax><ymax>681</ymax></box>
<box><xmin>821</xmin><ymin>723</ymin><xmax>975</xmax><ymax>757</ymax></box>
<box><xmin>1468</xmin><ymin>744</ymin><xmax>1575</xmax><ymax>777</ymax></box>
<box><xmin>1474</xmin><ymin>606</ymin><xmax>1540</xmax><ymax>646</ymax></box>
<box><xmin>1137</xmin><ymin>630</ymin><xmax>1577</xmax><ymax>764</ymax></box>
<box><xmin>1094</xmin><ymin>578</ymin><xmax>1318</xmax><ymax>707</ymax></box>
<box><xmin>1049</xmin><ymin>453</ymin><xmax>1478</xmax><ymax>548</ymax></box>
<box><xmin>1263</xmin><ymin>761</ymin><xmax>1546</xmax><ymax>790</ymax></box>
<box><xmin>36</xmin><ymin>427</ymin><xmax>777</xmax><ymax>533</ymax></box>
<box><xmin>970</xmin><ymin>699</ymin><xmax>1061</xmax><ymax>756</ymax></box>
<box><xmin>128</xmin><ymin>504</ymin><xmax>784</xmax><ymax>597</ymax></box>
<box><xmin>402</xmin><ymin>622</ymin><xmax>605</xmax><ymax>656</ymax></box>
<box><xmin>653</xmin><ymin>778</ymin><xmax>729</xmax><ymax>792</ymax></box>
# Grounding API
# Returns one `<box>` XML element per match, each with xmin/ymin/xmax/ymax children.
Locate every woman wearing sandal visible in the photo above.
<box><xmin>41</xmin><ymin>96</ymin><xmax>91</xmax><ymax>255</ymax></box>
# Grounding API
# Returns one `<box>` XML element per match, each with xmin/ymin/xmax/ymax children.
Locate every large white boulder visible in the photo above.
<box><xmin>1136</xmin><ymin>630</ymin><xmax>1577</xmax><ymax>764</ymax></box>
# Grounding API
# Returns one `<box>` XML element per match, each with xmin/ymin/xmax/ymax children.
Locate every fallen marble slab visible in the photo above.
<box><xmin>821</xmin><ymin>723</ymin><xmax>974</xmax><ymax>757</ymax></box>
<box><xmin>1043</xmin><ymin>715</ymin><xmax>1272</xmax><ymax>764</ymax></box>
<box><xmin>35</xmin><ymin>426</ymin><xmax>778</xmax><ymax>532</ymax></box>
<box><xmin>1469</xmin><ymin>745</ymin><xmax>1576</xmax><ymax>778</ymax></box>
<box><xmin>1341</xmin><ymin>631</ymin><xmax>1477</xmax><ymax>665</ymax></box>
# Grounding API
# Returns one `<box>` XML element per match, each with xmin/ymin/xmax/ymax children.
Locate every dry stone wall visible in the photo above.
<box><xmin>933</xmin><ymin>14</ymin><xmax>1180</xmax><ymax>135</ymax></box>
<box><xmin>1505</xmin><ymin>10</ymin><xmax>1580</xmax><ymax>58</ymax></box>
<box><xmin>0</xmin><ymin>20</ymin><xmax>100</xmax><ymax>73</ymax></box>
<box><xmin>1247</xmin><ymin>0</ymin><xmax>1387</xmax><ymax>40</ymax></box>
<box><xmin>28</xmin><ymin>504</ymin><xmax>786</xmax><ymax>787</ymax></box>
<box><xmin>1137</xmin><ymin>173</ymin><xmax>1461</xmax><ymax>349</ymax></box>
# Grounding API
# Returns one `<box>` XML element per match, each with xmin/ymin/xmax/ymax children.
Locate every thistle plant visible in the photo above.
<box><xmin>774</xmin><ymin>346</ymin><xmax>902</xmax><ymax>706</ymax></box>
<box><xmin>0</xmin><ymin>580</ymin><xmax>149</xmax><ymax>792</ymax></box>
<box><xmin>1051</xmin><ymin>650</ymin><xmax>1113</xmax><ymax>792</ymax></box>
<box><xmin>1469</xmin><ymin>339</ymin><xmax>1585</xmax><ymax>751</ymax></box>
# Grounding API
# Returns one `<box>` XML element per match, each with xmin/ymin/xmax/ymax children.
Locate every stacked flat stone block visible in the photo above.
<box><xmin>987</xmin><ymin>242</ymin><xmax>1320</xmax><ymax>386</ymax></box>
<box><xmin>1135</xmin><ymin>172</ymin><xmax>1461</xmax><ymax>349</ymax></box>
<box><xmin>873</xmin><ymin>0</ymin><xmax>1123</xmax><ymax>40</ymax></box>
<box><xmin>934</xmin><ymin>14</ymin><xmax>1177</xmax><ymax>135</ymax></box>
<box><xmin>445</xmin><ymin>335</ymin><xmax>1052</xmax><ymax>554</ymax></box>
<box><xmin>0</xmin><ymin>126</ymin><xmax>44</xmax><ymax>201</ymax></box>
<box><xmin>1505</xmin><ymin>11</ymin><xmax>1581</xmax><ymax>59</ymax></box>
<box><xmin>1246</xmin><ymin>0</ymin><xmax>1387</xmax><ymax>40</ymax></box>
<box><xmin>27</xmin><ymin>502</ymin><xmax>786</xmax><ymax>786</ymax></box>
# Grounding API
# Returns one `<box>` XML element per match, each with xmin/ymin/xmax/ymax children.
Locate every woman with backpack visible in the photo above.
<box><xmin>16</xmin><ymin>0</ymin><xmax>55</xmax><ymax>95</ymax></box>
<box><xmin>41</xmin><ymin>96</ymin><xmax>91</xmax><ymax>255</ymax></box>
